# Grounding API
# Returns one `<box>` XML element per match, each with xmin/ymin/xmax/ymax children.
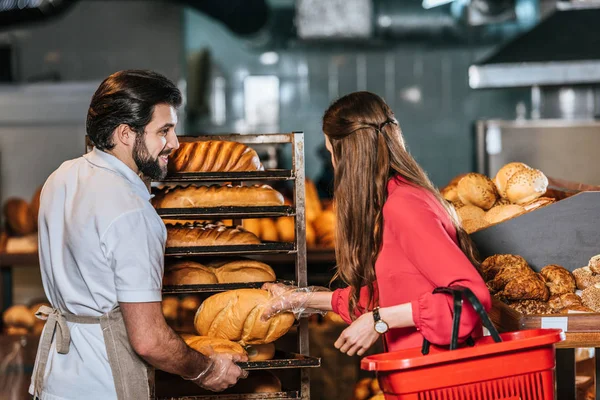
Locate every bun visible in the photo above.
<box><xmin>456</xmin><ymin>173</ymin><xmax>498</xmax><ymax>210</ymax></box>
<box><xmin>183</xmin><ymin>335</ymin><xmax>246</xmax><ymax>356</ymax></box>
<box><xmin>484</xmin><ymin>204</ymin><xmax>525</xmax><ymax>225</ymax></box>
<box><xmin>3</xmin><ymin>305</ymin><xmax>35</xmax><ymax>328</ymax></box>
<box><xmin>209</xmin><ymin>259</ymin><xmax>276</xmax><ymax>283</ymax></box>
<box><xmin>505</xmin><ymin>169</ymin><xmax>548</xmax><ymax>204</ymax></box>
<box><xmin>168</xmin><ymin>141</ymin><xmax>263</xmax><ymax>173</ymax></box>
<box><xmin>572</xmin><ymin>267</ymin><xmax>600</xmax><ymax>290</ymax></box>
<box><xmin>180</xmin><ymin>295</ymin><xmax>202</xmax><ymax>312</ymax></box>
<box><xmin>457</xmin><ymin>205</ymin><xmax>485</xmax><ymax>222</ymax></box>
<box><xmin>163</xmin><ymin>261</ymin><xmax>218</xmax><ymax>285</ymax></box>
<box><xmin>162</xmin><ymin>297</ymin><xmax>180</xmax><ymax>320</ymax></box>
<box><xmin>588</xmin><ymin>254</ymin><xmax>600</xmax><ymax>274</ymax></box>
<box><xmin>194</xmin><ymin>289</ymin><xmax>295</xmax><ymax>345</ymax></box>
<box><xmin>4</xmin><ymin>198</ymin><xmax>35</xmax><ymax>235</ymax></box>
<box><xmin>494</xmin><ymin>162</ymin><xmax>530</xmax><ymax>198</ymax></box>
<box><xmin>462</xmin><ymin>218</ymin><xmax>487</xmax><ymax>234</ymax></box>
<box><xmin>153</xmin><ymin>184</ymin><xmax>284</xmax><ymax>208</ymax></box>
<box><xmin>540</xmin><ymin>264</ymin><xmax>576</xmax><ymax>296</ymax></box>
<box><xmin>245</xmin><ymin>343</ymin><xmax>276</xmax><ymax>361</ymax></box>
<box><xmin>166</xmin><ymin>223</ymin><xmax>260</xmax><ymax>247</ymax></box>
<box><xmin>581</xmin><ymin>283</ymin><xmax>600</xmax><ymax>312</ymax></box>
<box><xmin>441</xmin><ymin>185</ymin><xmax>459</xmax><ymax>203</ymax></box>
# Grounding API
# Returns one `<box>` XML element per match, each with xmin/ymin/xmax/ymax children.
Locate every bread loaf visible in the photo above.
<box><xmin>162</xmin><ymin>297</ymin><xmax>180</xmax><ymax>321</ymax></box>
<box><xmin>194</xmin><ymin>289</ymin><xmax>295</xmax><ymax>345</ymax></box>
<box><xmin>166</xmin><ymin>223</ymin><xmax>260</xmax><ymax>247</ymax></box>
<box><xmin>4</xmin><ymin>198</ymin><xmax>35</xmax><ymax>235</ymax></box>
<box><xmin>242</xmin><ymin>219</ymin><xmax>261</xmax><ymax>238</ymax></box>
<box><xmin>168</xmin><ymin>141</ymin><xmax>263</xmax><ymax>173</ymax></box>
<box><xmin>314</xmin><ymin>209</ymin><xmax>335</xmax><ymax>247</ymax></box>
<box><xmin>305</xmin><ymin>179</ymin><xmax>322</xmax><ymax>223</ymax></box>
<box><xmin>183</xmin><ymin>334</ymin><xmax>246</xmax><ymax>356</ymax></box>
<box><xmin>245</xmin><ymin>343</ymin><xmax>276</xmax><ymax>361</ymax></box>
<box><xmin>259</xmin><ymin>218</ymin><xmax>279</xmax><ymax>242</ymax></box>
<box><xmin>231</xmin><ymin>371</ymin><xmax>282</xmax><ymax>394</ymax></box>
<box><xmin>456</xmin><ymin>173</ymin><xmax>498</xmax><ymax>210</ymax></box>
<box><xmin>163</xmin><ymin>260</ymin><xmax>218</xmax><ymax>285</ymax></box>
<box><xmin>494</xmin><ymin>162</ymin><xmax>530</xmax><ymax>198</ymax></box>
<box><xmin>275</xmin><ymin>217</ymin><xmax>295</xmax><ymax>243</ymax></box>
<box><xmin>3</xmin><ymin>305</ymin><xmax>35</xmax><ymax>328</ymax></box>
<box><xmin>209</xmin><ymin>259</ymin><xmax>276</xmax><ymax>283</ymax></box>
<box><xmin>153</xmin><ymin>184</ymin><xmax>284</xmax><ymax>208</ymax></box>
<box><xmin>505</xmin><ymin>168</ymin><xmax>548</xmax><ymax>204</ymax></box>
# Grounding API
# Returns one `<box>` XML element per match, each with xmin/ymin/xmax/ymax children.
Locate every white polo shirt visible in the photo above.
<box><xmin>30</xmin><ymin>147</ymin><xmax>166</xmax><ymax>400</ymax></box>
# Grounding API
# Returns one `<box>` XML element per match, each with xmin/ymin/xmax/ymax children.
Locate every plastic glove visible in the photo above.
<box><xmin>187</xmin><ymin>347</ymin><xmax>249</xmax><ymax>392</ymax></box>
<box><xmin>261</xmin><ymin>282</ymin><xmax>331</xmax><ymax>320</ymax></box>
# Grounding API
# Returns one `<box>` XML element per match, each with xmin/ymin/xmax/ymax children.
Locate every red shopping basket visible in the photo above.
<box><xmin>361</xmin><ymin>286</ymin><xmax>564</xmax><ymax>400</ymax></box>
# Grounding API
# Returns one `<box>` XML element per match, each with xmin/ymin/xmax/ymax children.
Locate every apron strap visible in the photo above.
<box><xmin>32</xmin><ymin>305</ymin><xmax>102</xmax><ymax>398</ymax></box>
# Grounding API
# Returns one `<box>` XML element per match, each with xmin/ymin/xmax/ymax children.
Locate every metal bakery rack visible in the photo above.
<box><xmin>151</xmin><ymin>133</ymin><xmax>319</xmax><ymax>400</ymax></box>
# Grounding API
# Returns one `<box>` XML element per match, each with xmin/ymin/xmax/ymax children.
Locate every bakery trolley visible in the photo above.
<box><xmin>151</xmin><ymin>133</ymin><xmax>319</xmax><ymax>400</ymax></box>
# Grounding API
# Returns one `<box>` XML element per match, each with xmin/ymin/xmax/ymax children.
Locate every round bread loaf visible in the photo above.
<box><xmin>209</xmin><ymin>259</ymin><xmax>276</xmax><ymax>284</ymax></box>
<box><xmin>163</xmin><ymin>261</ymin><xmax>217</xmax><ymax>285</ymax></box>
<box><xmin>484</xmin><ymin>204</ymin><xmax>525</xmax><ymax>225</ymax></box>
<box><xmin>3</xmin><ymin>305</ymin><xmax>35</xmax><ymax>328</ymax></box>
<box><xmin>4</xmin><ymin>198</ymin><xmax>35</xmax><ymax>235</ymax></box>
<box><xmin>494</xmin><ymin>162</ymin><xmax>530</xmax><ymax>198</ymax></box>
<box><xmin>505</xmin><ymin>168</ymin><xmax>548</xmax><ymax>204</ymax></box>
<box><xmin>194</xmin><ymin>289</ymin><xmax>295</xmax><ymax>345</ymax></box>
<box><xmin>245</xmin><ymin>343</ymin><xmax>276</xmax><ymax>361</ymax></box>
<box><xmin>456</xmin><ymin>173</ymin><xmax>498</xmax><ymax>210</ymax></box>
<box><xmin>183</xmin><ymin>335</ymin><xmax>246</xmax><ymax>356</ymax></box>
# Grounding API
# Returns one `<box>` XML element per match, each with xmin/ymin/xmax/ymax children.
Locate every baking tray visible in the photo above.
<box><xmin>162</xmin><ymin>279</ymin><xmax>295</xmax><ymax>294</ymax></box>
<box><xmin>156</xmin><ymin>392</ymin><xmax>299</xmax><ymax>400</ymax></box>
<box><xmin>157</xmin><ymin>205</ymin><xmax>295</xmax><ymax>220</ymax></box>
<box><xmin>237</xmin><ymin>351</ymin><xmax>321</xmax><ymax>370</ymax></box>
<box><xmin>161</xmin><ymin>170</ymin><xmax>293</xmax><ymax>183</ymax></box>
<box><xmin>165</xmin><ymin>242</ymin><xmax>296</xmax><ymax>257</ymax></box>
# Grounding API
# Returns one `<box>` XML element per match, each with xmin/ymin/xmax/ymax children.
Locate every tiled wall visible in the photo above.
<box><xmin>184</xmin><ymin>9</ymin><xmax>531</xmax><ymax>187</ymax></box>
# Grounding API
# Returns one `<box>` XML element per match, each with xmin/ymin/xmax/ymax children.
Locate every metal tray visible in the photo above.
<box><xmin>162</xmin><ymin>280</ymin><xmax>295</xmax><ymax>294</ymax></box>
<box><xmin>161</xmin><ymin>170</ymin><xmax>293</xmax><ymax>183</ymax></box>
<box><xmin>165</xmin><ymin>242</ymin><xmax>296</xmax><ymax>257</ymax></box>
<box><xmin>156</xmin><ymin>392</ymin><xmax>299</xmax><ymax>400</ymax></box>
<box><xmin>157</xmin><ymin>205</ymin><xmax>294</xmax><ymax>220</ymax></box>
<box><xmin>237</xmin><ymin>351</ymin><xmax>321</xmax><ymax>370</ymax></box>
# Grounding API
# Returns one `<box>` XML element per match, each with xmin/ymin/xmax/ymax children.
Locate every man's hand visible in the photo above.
<box><xmin>192</xmin><ymin>352</ymin><xmax>249</xmax><ymax>392</ymax></box>
<box><xmin>334</xmin><ymin>312</ymin><xmax>380</xmax><ymax>357</ymax></box>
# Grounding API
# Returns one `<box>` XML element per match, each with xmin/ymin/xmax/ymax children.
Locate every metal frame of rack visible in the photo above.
<box><xmin>148</xmin><ymin>133</ymin><xmax>315</xmax><ymax>400</ymax></box>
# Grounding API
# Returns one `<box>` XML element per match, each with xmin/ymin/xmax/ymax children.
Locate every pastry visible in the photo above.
<box><xmin>540</xmin><ymin>264</ymin><xmax>576</xmax><ymax>296</ymax></box>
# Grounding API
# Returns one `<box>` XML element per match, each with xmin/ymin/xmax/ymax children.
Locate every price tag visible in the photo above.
<box><xmin>540</xmin><ymin>317</ymin><xmax>568</xmax><ymax>332</ymax></box>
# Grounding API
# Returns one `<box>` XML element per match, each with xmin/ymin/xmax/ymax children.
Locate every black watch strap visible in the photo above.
<box><xmin>373</xmin><ymin>306</ymin><xmax>381</xmax><ymax>322</ymax></box>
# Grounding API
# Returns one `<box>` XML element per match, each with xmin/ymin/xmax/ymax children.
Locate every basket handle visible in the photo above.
<box><xmin>421</xmin><ymin>285</ymin><xmax>502</xmax><ymax>355</ymax></box>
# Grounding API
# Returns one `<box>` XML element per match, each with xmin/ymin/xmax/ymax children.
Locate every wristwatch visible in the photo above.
<box><xmin>372</xmin><ymin>307</ymin><xmax>389</xmax><ymax>334</ymax></box>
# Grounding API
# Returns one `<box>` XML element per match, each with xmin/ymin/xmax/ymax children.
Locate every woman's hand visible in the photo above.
<box><xmin>260</xmin><ymin>283</ymin><xmax>310</xmax><ymax>320</ymax></box>
<box><xmin>334</xmin><ymin>312</ymin><xmax>380</xmax><ymax>357</ymax></box>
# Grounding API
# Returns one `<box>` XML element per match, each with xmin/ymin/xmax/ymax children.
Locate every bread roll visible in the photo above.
<box><xmin>153</xmin><ymin>184</ymin><xmax>284</xmax><ymax>208</ymax></box>
<box><xmin>314</xmin><ymin>209</ymin><xmax>335</xmax><ymax>246</ymax></box>
<box><xmin>4</xmin><ymin>198</ymin><xmax>35</xmax><ymax>235</ymax></box>
<box><xmin>6</xmin><ymin>326</ymin><xmax>29</xmax><ymax>336</ymax></box>
<box><xmin>242</xmin><ymin>219</ymin><xmax>262</xmax><ymax>238</ymax></box>
<box><xmin>581</xmin><ymin>283</ymin><xmax>600</xmax><ymax>312</ymax></box>
<box><xmin>588</xmin><ymin>254</ymin><xmax>600</xmax><ymax>274</ymax></box>
<box><xmin>441</xmin><ymin>185</ymin><xmax>459</xmax><ymax>203</ymax></box>
<box><xmin>3</xmin><ymin>305</ymin><xmax>35</xmax><ymax>328</ymax></box>
<box><xmin>305</xmin><ymin>179</ymin><xmax>322</xmax><ymax>223</ymax></box>
<box><xmin>522</xmin><ymin>197</ymin><xmax>554</xmax><ymax>212</ymax></box>
<box><xmin>457</xmin><ymin>205</ymin><xmax>485</xmax><ymax>222</ymax></box>
<box><xmin>275</xmin><ymin>217</ymin><xmax>295</xmax><ymax>243</ymax></box>
<box><xmin>180</xmin><ymin>295</ymin><xmax>202</xmax><ymax>312</ymax></box>
<box><xmin>540</xmin><ymin>264</ymin><xmax>576</xmax><ymax>296</ymax></box>
<box><xmin>484</xmin><ymin>204</ymin><xmax>525</xmax><ymax>225</ymax></box>
<box><xmin>166</xmin><ymin>223</ymin><xmax>260</xmax><ymax>247</ymax></box>
<box><xmin>494</xmin><ymin>162</ymin><xmax>530</xmax><ymax>198</ymax></box>
<box><xmin>162</xmin><ymin>296</ymin><xmax>180</xmax><ymax>320</ymax></box>
<box><xmin>573</xmin><ymin>267</ymin><xmax>600</xmax><ymax>290</ymax></box>
<box><xmin>505</xmin><ymin>169</ymin><xmax>548</xmax><ymax>204</ymax></box>
<box><xmin>183</xmin><ymin>335</ymin><xmax>246</xmax><ymax>356</ymax></box>
<box><xmin>462</xmin><ymin>218</ymin><xmax>487</xmax><ymax>234</ymax></box>
<box><xmin>231</xmin><ymin>371</ymin><xmax>282</xmax><ymax>394</ymax></box>
<box><xmin>163</xmin><ymin>260</ymin><xmax>218</xmax><ymax>285</ymax></box>
<box><xmin>195</xmin><ymin>289</ymin><xmax>295</xmax><ymax>345</ymax></box>
<box><xmin>209</xmin><ymin>259</ymin><xmax>276</xmax><ymax>283</ymax></box>
<box><xmin>245</xmin><ymin>343</ymin><xmax>276</xmax><ymax>361</ymax></box>
<box><xmin>30</xmin><ymin>186</ymin><xmax>42</xmax><ymax>230</ymax></box>
<box><xmin>168</xmin><ymin>141</ymin><xmax>263</xmax><ymax>173</ymax></box>
<box><xmin>456</xmin><ymin>173</ymin><xmax>498</xmax><ymax>210</ymax></box>
<box><xmin>354</xmin><ymin>378</ymin><xmax>372</xmax><ymax>400</ymax></box>
<box><xmin>259</xmin><ymin>218</ymin><xmax>279</xmax><ymax>242</ymax></box>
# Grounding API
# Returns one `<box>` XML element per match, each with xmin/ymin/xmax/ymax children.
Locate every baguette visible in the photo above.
<box><xmin>168</xmin><ymin>141</ymin><xmax>263</xmax><ymax>173</ymax></box>
<box><xmin>166</xmin><ymin>223</ymin><xmax>260</xmax><ymax>247</ymax></box>
<box><xmin>153</xmin><ymin>184</ymin><xmax>284</xmax><ymax>208</ymax></box>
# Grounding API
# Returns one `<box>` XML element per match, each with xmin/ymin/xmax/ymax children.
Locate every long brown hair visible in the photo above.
<box><xmin>323</xmin><ymin>91</ymin><xmax>479</xmax><ymax>319</ymax></box>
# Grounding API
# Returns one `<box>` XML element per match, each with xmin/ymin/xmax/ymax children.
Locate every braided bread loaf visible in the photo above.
<box><xmin>153</xmin><ymin>184</ymin><xmax>284</xmax><ymax>208</ymax></box>
<box><xmin>194</xmin><ymin>289</ymin><xmax>295</xmax><ymax>345</ymax></box>
<box><xmin>166</xmin><ymin>223</ymin><xmax>261</xmax><ymax>247</ymax></box>
<box><xmin>168</xmin><ymin>141</ymin><xmax>263</xmax><ymax>173</ymax></box>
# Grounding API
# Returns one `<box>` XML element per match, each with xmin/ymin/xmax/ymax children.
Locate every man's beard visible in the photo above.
<box><xmin>133</xmin><ymin>134</ymin><xmax>169</xmax><ymax>181</ymax></box>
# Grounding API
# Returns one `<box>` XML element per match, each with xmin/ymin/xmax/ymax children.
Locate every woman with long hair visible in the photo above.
<box><xmin>262</xmin><ymin>91</ymin><xmax>491</xmax><ymax>356</ymax></box>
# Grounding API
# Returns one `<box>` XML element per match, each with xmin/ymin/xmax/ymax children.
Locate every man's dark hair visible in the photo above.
<box><xmin>86</xmin><ymin>70</ymin><xmax>182</xmax><ymax>151</ymax></box>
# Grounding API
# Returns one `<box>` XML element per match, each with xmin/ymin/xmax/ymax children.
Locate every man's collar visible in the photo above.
<box><xmin>83</xmin><ymin>147</ymin><xmax>151</xmax><ymax>201</ymax></box>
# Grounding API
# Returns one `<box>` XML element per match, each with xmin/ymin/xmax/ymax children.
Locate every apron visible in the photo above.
<box><xmin>31</xmin><ymin>305</ymin><xmax>150</xmax><ymax>400</ymax></box>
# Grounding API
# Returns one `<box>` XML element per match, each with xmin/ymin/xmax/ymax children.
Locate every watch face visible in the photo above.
<box><xmin>375</xmin><ymin>320</ymin><xmax>388</xmax><ymax>334</ymax></box>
